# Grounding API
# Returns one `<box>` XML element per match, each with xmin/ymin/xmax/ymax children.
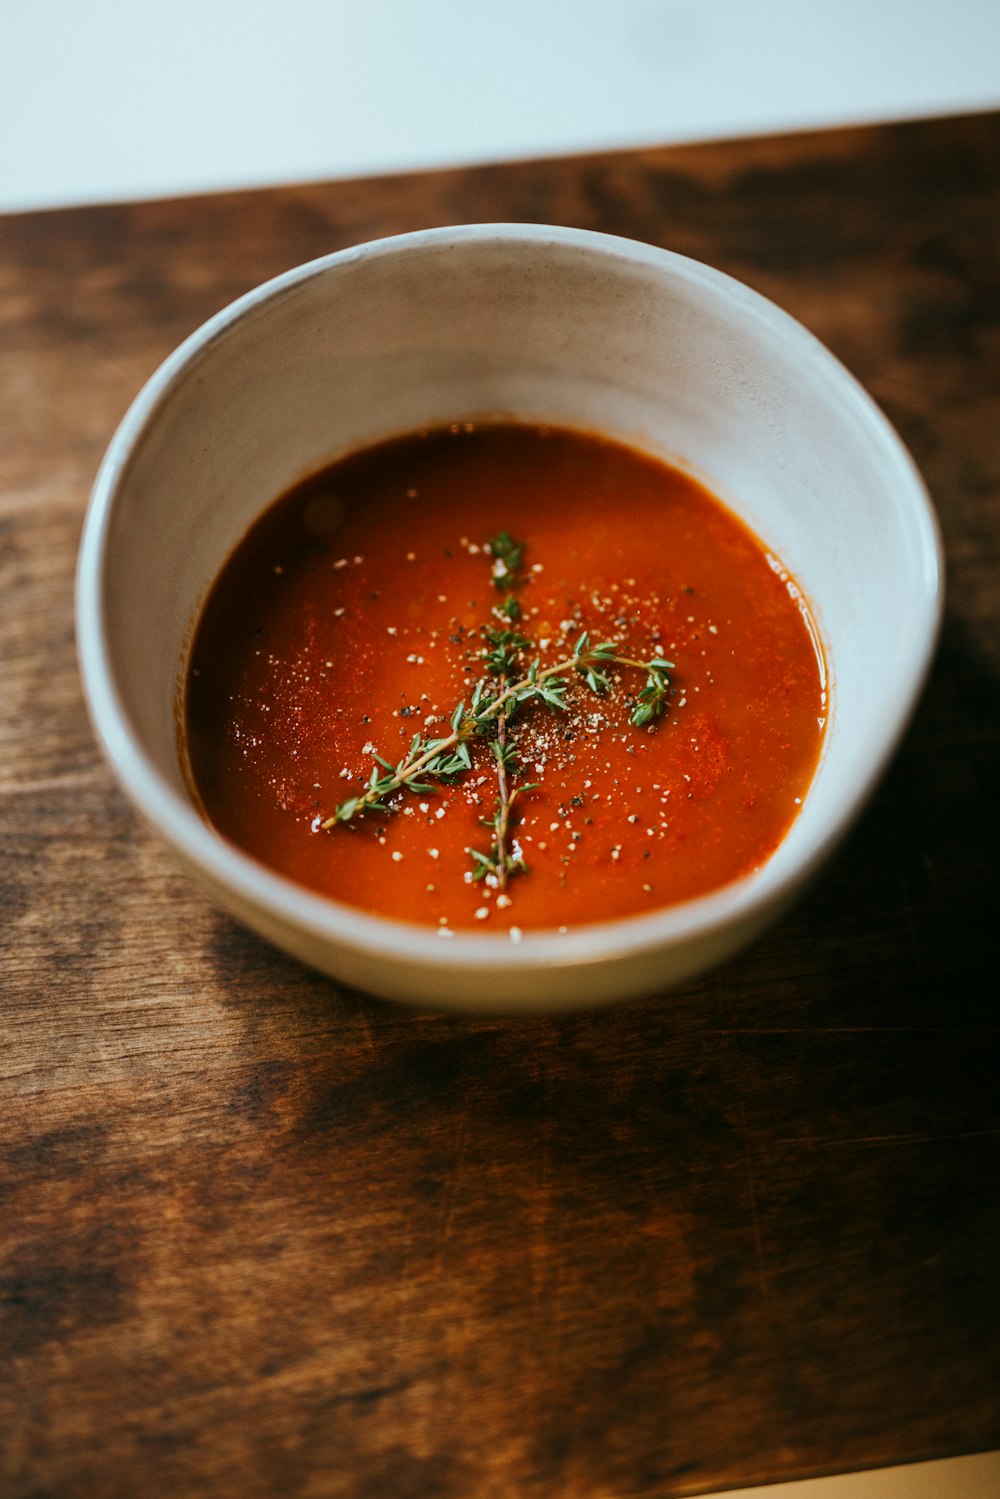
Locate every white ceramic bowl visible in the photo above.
<box><xmin>77</xmin><ymin>225</ymin><xmax>942</xmax><ymax>1012</ymax></box>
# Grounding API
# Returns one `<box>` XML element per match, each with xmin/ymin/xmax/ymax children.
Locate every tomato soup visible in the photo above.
<box><xmin>185</xmin><ymin>423</ymin><xmax>826</xmax><ymax>934</ymax></box>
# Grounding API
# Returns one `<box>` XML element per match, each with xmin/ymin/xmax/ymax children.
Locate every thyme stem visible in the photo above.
<box><xmin>318</xmin><ymin>727</ymin><xmax>463</xmax><ymax>828</ymax></box>
<box><xmin>493</xmin><ymin>678</ymin><xmax>513</xmax><ymax>890</ymax></box>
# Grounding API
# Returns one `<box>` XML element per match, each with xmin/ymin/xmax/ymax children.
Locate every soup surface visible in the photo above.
<box><xmin>186</xmin><ymin>423</ymin><xmax>825</xmax><ymax>934</ymax></box>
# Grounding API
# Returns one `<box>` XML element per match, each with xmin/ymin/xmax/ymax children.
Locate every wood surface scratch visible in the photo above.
<box><xmin>739</xmin><ymin>1099</ymin><xmax>770</xmax><ymax>1303</ymax></box>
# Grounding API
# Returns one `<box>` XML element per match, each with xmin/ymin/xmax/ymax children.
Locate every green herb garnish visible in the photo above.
<box><xmin>323</xmin><ymin>532</ymin><xmax>675</xmax><ymax>895</ymax></box>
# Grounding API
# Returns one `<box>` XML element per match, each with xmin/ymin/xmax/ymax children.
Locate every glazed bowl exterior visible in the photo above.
<box><xmin>77</xmin><ymin>225</ymin><xmax>942</xmax><ymax>1012</ymax></box>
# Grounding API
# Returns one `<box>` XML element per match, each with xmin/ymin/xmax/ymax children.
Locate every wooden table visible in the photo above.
<box><xmin>2</xmin><ymin>112</ymin><xmax>998</xmax><ymax>1499</ymax></box>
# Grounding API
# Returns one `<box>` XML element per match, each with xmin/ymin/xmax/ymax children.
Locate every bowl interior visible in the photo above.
<box><xmin>80</xmin><ymin>226</ymin><xmax>941</xmax><ymax>1005</ymax></box>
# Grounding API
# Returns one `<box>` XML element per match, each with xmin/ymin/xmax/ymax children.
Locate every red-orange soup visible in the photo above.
<box><xmin>185</xmin><ymin>423</ymin><xmax>825</xmax><ymax>933</ymax></box>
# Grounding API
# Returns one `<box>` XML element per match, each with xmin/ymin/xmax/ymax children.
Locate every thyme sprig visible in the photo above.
<box><xmin>324</xmin><ymin>639</ymin><xmax>674</xmax><ymax>827</ymax></box>
<box><xmin>323</xmin><ymin>532</ymin><xmax>677</xmax><ymax>898</ymax></box>
<box><xmin>467</xmin><ymin>738</ymin><xmax>538</xmax><ymax>887</ymax></box>
<box><xmin>469</xmin><ymin>534</ymin><xmax>534</xmax><ymax>888</ymax></box>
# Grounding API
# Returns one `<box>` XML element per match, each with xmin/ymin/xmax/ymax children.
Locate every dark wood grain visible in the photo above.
<box><xmin>2</xmin><ymin>113</ymin><xmax>999</xmax><ymax>1499</ymax></box>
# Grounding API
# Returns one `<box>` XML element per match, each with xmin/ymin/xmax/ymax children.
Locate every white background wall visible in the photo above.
<box><xmin>2</xmin><ymin>0</ymin><xmax>998</xmax><ymax>213</ymax></box>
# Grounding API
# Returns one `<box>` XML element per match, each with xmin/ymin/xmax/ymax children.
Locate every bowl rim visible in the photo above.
<box><xmin>76</xmin><ymin>221</ymin><xmax>945</xmax><ymax>979</ymax></box>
